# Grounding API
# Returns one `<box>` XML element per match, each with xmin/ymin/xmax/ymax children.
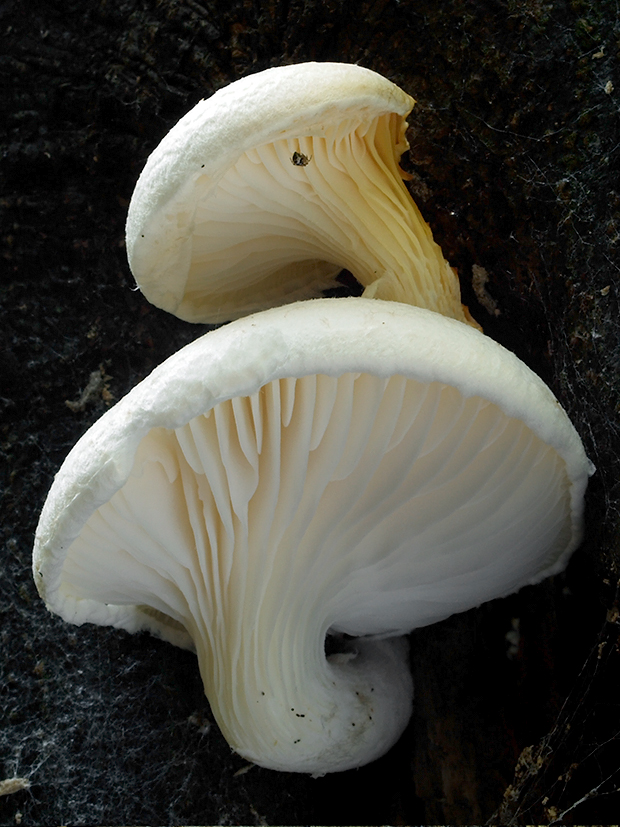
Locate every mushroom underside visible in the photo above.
<box><xmin>132</xmin><ymin>114</ymin><xmax>466</xmax><ymax>325</ymax></box>
<box><xmin>56</xmin><ymin>369</ymin><xmax>572</xmax><ymax>771</ymax></box>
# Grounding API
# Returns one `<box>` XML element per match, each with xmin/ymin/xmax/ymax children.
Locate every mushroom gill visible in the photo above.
<box><xmin>180</xmin><ymin>115</ymin><xmax>463</xmax><ymax>323</ymax></box>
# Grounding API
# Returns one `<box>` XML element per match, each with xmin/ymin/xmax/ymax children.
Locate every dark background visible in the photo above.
<box><xmin>1</xmin><ymin>0</ymin><xmax>619</xmax><ymax>823</ymax></box>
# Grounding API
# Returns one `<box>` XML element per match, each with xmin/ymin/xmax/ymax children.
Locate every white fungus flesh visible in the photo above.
<box><xmin>33</xmin><ymin>298</ymin><xmax>592</xmax><ymax>774</ymax></box>
<box><xmin>126</xmin><ymin>62</ymin><xmax>474</xmax><ymax>326</ymax></box>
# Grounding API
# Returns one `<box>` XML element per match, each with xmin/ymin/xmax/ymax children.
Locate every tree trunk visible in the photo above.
<box><xmin>1</xmin><ymin>0</ymin><xmax>618</xmax><ymax>823</ymax></box>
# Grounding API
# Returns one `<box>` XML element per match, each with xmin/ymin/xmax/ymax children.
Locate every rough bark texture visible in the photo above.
<box><xmin>1</xmin><ymin>0</ymin><xmax>619</xmax><ymax>824</ymax></box>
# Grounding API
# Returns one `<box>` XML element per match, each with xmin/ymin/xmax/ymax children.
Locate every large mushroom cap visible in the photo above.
<box><xmin>126</xmin><ymin>62</ymin><xmax>472</xmax><ymax>325</ymax></box>
<box><xmin>33</xmin><ymin>298</ymin><xmax>591</xmax><ymax>774</ymax></box>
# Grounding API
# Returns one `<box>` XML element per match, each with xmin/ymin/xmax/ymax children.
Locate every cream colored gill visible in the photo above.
<box><xmin>178</xmin><ymin>113</ymin><xmax>471</xmax><ymax>324</ymax></box>
<box><xmin>59</xmin><ymin>369</ymin><xmax>571</xmax><ymax>771</ymax></box>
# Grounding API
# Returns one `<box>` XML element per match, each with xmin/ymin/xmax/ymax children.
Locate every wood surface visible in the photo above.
<box><xmin>1</xmin><ymin>0</ymin><xmax>619</xmax><ymax>823</ymax></box>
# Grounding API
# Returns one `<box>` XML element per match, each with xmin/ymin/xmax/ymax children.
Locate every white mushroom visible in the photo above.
<box><xmin>33</xmin><ymin>298</ymin><xmax>592</xmax><ymax>775</ymax></box>
<box><xmin>125</xmin><ymin>62</ymin><xmax>476</xmax><ymax>326</ymax></box>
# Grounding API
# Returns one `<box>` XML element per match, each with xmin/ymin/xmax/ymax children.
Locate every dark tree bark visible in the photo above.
<box><xmin>1</xmin><ymin>0</ymin><xmax>619</xmax><ymax>824</ymax></box>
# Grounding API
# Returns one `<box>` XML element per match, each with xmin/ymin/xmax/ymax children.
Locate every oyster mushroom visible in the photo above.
<box><xmin>33</xmin><ymin>298</ymin><xmax>591</xmax><ymax>774</ymax></box>
<box><xmin>126</xmin><ymin>62</ymin><xmax>476</xmax><ymax>326</ymax></box>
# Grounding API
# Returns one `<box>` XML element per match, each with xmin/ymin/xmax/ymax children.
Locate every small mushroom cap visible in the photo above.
<box><xmin>126</xmin><ymin>62</ymin><xmax>471</xmax><ymax>325</ymax></box>
<box><xmin>33</xmin><ymin>298</ymin><xmax>591</xmax><ymax>773</ymax></box>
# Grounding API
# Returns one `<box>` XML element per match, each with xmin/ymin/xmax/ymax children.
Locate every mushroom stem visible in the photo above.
<box><xmin>190</xmin><ymin>618</ymin><xmax>412</xmax><ymax>773</ymax></box>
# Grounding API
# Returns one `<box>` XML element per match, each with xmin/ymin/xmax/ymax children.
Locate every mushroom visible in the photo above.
<box><xmin>33</xmin><ymin>298</ymin><xmax>592</xmax><ymax>775</ymax></box>
<box><xmin>125</xmin><ymin>62</ymin><xmax>476</xmax><ymax>327</ymax></box>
